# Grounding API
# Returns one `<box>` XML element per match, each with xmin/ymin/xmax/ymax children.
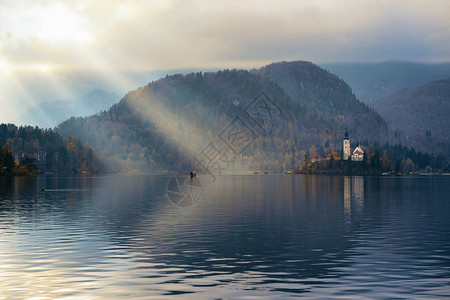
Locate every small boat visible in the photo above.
<box><xmin>190</xmin><ymin>171</ymin><xmax>196</xmax><ymax>178</ymax></box>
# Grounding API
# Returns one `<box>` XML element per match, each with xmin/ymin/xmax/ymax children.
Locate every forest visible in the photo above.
<box><xmin>0</xmin><ymin>124</ymin><xmax>104</xmax><ymax>175</ymax></box>
<box><xmin>5</xmin><ymin>61</ymin><xmax>447</xmax><ymax>175</ymax></box>
<box><xmin>57</xmin><ymin>62</ymin><xmax>393</xmax><ymax>174</ymax></box>
<box><xmin>371</xmin><ymin>78</ymin><xmax>450</xmax><ymax>156</ymax></box>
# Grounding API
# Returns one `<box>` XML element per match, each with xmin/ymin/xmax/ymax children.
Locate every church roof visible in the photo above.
<box><xmin>353</xmin><ymin>146</ymin><xmax>364</xmax><ymax>155</ymax></box>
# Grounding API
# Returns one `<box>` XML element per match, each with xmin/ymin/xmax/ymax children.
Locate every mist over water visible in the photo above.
<box><xmin>0</xmin><ymin>175</ymin><xmax>449</xmax><ymax>299</ymax></box>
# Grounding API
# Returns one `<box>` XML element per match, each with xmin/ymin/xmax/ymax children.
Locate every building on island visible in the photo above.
<box><xmin>311</xmin><ymin>155</ymin><xmax>322</xmax><ymax>163</ymax></box>
<box><xmin>326</xmin><ymin>152</ymin><xmax>340</xmax><ymax>161</ymax></box>
<box><xmin>352</xmin><ymin>146</ymin><xmax>364</xmax><ymax>161</ymax></box>
<box><xmin>342</xmin><ymin>130</ymin><xmax>364</xmax><ymax>161</ymax></box>
<box><xmin>343</xmin><ymin>129</ymin><xmax>351</xmax><ymax>160</ymax></box>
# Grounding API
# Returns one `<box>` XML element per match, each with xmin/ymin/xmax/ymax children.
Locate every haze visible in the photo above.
<box><xmin>1</xmin><ymin>0</ymin><xmax>449</xmax><ymax>127</ymax></box>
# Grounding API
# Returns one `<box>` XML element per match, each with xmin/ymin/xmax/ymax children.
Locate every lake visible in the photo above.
<box><xmin>0</xmin><ymin>174</ymin><xmax>449</xmax><ymax>299</ymax></box>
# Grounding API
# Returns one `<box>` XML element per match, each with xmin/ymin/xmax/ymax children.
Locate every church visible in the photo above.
<box><xmin>343</xmin><ymin>129</ymin><xmax>364</xmax><ymax>161</ymax></box>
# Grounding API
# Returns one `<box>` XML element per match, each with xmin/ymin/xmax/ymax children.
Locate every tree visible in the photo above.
<box><xmin>371</xmin><ymin>149</ymin><xmax>381</xmax><ymax>173</ymax></box>
<box><xmin>328</xmin><ymin>155</ymin><xmax>334</xmax><ymax>169</ymax></box>
<box><xmin>19</xmin><ymin>156</ymin><xmax>36</xmax><ymax>175</ymax></box>
<box><xmin>0</xmin><ymin>145</ymin><xmax>14</xmax><ymax>174</ymax></box>
<box><xmin>80</xmin><ymin>161</ymin><xmax>88</xmax><ymax>174</ymax></box>
<box><xmin>367</xmin><ymin>146</ymin><xmax>375</xmax><ymax>164</ymax></box>
<box><xmin>395</xmin><ymin>159</ymin><xmax>401</xmax><ymax>174</ymax></box>
<box><xmin>381</xmin><ymin>154</ymin><xmax>390</xmax><ymax>172</ymax></box>
<box><xmin>403</xmin><ymin>158</ymin><xmax>415</xmax><ymax>173</ymax></box>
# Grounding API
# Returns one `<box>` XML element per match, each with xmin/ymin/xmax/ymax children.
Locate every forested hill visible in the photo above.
<box><xmin>255</xmin><ymin>61</ymin><xmax>387</xmax><ymax>138</ymax></box>
<box><xmin>56</xmin><ymin>61</ymin><xmax>390</xmax><ymax>173</ymax></box>
<box><xmin>0</xmin><ymin>124</ymin><xmax>104</xmax><ymax>174</ymax></box>
<box><xmin>371</xmin><ymin>78</ymin><xmax>450</xmax><ymax>156</ymax></box>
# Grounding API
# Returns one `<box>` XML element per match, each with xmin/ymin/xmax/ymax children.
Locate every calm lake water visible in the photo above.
<box><xmin>0</xmin><ymin>174</ymin><xmax>449</xmax><ymax>299</ymax></box>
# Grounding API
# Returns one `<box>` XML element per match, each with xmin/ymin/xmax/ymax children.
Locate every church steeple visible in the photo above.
<box><xmin>343</xmin><ymin>129</ymin><xmax>351</xmax><ymax>160</ymax></box>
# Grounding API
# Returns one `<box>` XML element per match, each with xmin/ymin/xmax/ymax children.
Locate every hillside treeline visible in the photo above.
<box><xmin>57</xmin><ymin>62</ymin><xmax>390</xmax><ymax>173</ymax></box>
<box><xmin>299</xmin><ymin>142</ymin><xmax>448</xmax><ymax>175</ymax></box>
<box><xmin>0</xmin><ymin>124</ymin><xmax>104</xmax><ymax>175</ymax></box>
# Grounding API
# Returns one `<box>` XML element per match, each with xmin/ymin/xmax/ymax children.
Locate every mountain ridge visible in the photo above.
<box><xmin>322</xmin><ymin>61</ymin><xmax>450</xmax><ymax>102</ymax></box>
<box><xmin>371</xmin><ymin>78</ymin><xmax>450</xmax><ymax>156</ymax></box>
<box><xmin>18</xmin><ymin>89</ymin><xmax>119</xmax><ymax>128</ymax></box>
<box><xmin>57</xmin><ymin>60</ymin><xmax>391</xmax><ymax>173</ymax></box>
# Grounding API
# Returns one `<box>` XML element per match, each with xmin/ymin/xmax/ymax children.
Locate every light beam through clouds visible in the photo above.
<box><xmin>1</xmin><ymin>0</ymin><xmax>449</xmax><ymax>73</ymax></box>
<box><xmin>0</xmin><ymin>0</ymin><xmax>449</xmax><ymax>126</ymax></box>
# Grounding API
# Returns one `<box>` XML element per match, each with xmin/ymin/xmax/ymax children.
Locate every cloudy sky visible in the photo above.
<box><xmin>1</xmin><ymin>0</ymin><xmax>449</xmax><ymax>125</ymax></box>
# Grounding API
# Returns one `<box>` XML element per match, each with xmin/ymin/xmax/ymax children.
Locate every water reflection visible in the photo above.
<box><xmin>0</xmin><ymin>175</ymin><xmax>449</xmax><ymax>299</ymax></box>
<box><xmin>343</xmin><ymin>176</ymin><xmax>365</xmax><ymax>228</ymax></box>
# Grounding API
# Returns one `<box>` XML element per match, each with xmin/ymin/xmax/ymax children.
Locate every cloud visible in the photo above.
<box><xmin>1</xmin><ymin>0</ymin><xmax>449</xmax><ymax>125</ymax></box>
<box><xmin>1</xmin><ymin>0</ymin><xmax>449</xmax><ymax>74</ymax></box>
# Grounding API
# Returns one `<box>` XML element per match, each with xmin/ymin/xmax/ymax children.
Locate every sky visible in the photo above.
<box><xmin>1</xmin><ymin>0</ymin><xmax>449</xmax><ymax>126</ymax></box>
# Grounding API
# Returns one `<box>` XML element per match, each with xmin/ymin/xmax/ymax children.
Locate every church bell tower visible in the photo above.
<box><xmin>343</xmin><ymin>129</ymin><xmax>351</xmax><ymax>160</ymax></box>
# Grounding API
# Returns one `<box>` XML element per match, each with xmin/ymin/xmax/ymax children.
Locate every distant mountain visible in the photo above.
<box><xmin>322</xmin><ymin>62</ymin><xmax>450</xmax><ymax>102</ymax></box>
<box><xmin>371</xmin><ymin>78</ymin><xmax>450</xmax><ymax>156</ymax></box>
<box><xmin>57</xmin><ymin>61</ymin><xmax>389</xmax><ymax>173</ymax></box>
<box><xmin>19</xmin><ymin>89</ymin><xmax>119</xmax><ymax>128</ymax></box>
<box><xmin>79</xmin><ymin>89</ymin><xmax>119</xmax><ymax>111</ymax></box>
<box><xmin>9</xmin><ymin>69</ymin><xmax>207</xmax><ymax>128</ymax></box>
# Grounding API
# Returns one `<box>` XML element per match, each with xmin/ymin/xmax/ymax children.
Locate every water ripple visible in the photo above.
<box><xmin>0</xmin><ymin>175</ymin><xmax>449</xmax><ymax>298</ymax></box>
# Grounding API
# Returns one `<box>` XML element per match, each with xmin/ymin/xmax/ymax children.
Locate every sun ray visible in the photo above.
<box><xmin>124</xmin><ymin>81</ymin><xmax>251</xmax><ymax>174</ymax></box>
<box><xmin>0</xmin><ymin>73</ymin><xmax>54</xmax><ymax>128</ymax></box>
